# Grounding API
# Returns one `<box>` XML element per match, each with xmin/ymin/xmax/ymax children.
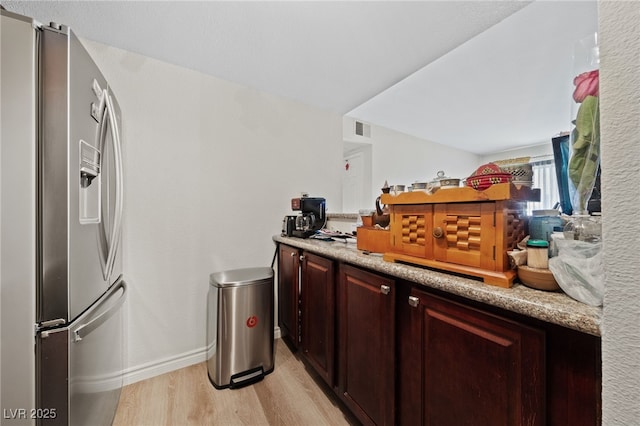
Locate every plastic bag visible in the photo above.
<box><xmin>548</xmin><ymin>239</ymin><xmax>603</xmax><ymax>306</ymax></box>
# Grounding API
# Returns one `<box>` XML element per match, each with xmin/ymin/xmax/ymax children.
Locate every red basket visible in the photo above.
<box><xmin>466</xmin><ymin>173</ymin><xmax>512</xmax><ymax>190</ymax></box>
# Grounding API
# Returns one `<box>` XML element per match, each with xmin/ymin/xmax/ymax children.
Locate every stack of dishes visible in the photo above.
<box><xmin>492</xmin><ymin>157</ymin><xmax>534</xmax><ymax>187</ymax></box>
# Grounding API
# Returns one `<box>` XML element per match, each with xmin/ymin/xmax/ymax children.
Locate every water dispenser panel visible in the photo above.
<box><xmin>79</xmin><ymin>140</ymin><xmax>101</xmax><ymax>224</ymax></box>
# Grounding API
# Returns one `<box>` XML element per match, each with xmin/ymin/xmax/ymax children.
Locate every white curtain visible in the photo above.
<box><xmin>526</xmin><ymin>159</ymin><xmax>560</xmax><ymax>215</ymax></box>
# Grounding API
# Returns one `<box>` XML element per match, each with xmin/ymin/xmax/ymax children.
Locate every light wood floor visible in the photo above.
<box><xmin>113</xmin><ymin>339</ymin><xmax>358</xmax><ymax>426</ymax></box>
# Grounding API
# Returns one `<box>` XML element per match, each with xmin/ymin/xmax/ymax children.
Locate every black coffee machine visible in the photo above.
<box><xmin>285</xmin><ymin>196</ymin><xmax>326</xmax><ymax>238</ymax></box>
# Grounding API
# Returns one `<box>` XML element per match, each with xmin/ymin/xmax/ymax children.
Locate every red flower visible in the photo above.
<box><xmin>573</xmin><ymin>69</ymin><xmax>599</xmax><ymax>103</ymax></box>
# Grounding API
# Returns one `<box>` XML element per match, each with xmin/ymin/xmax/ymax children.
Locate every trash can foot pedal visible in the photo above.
<box><xmin>229</xmin><ymin>366</ymin><xmax>265</xmax><ymax>389</ymax></box>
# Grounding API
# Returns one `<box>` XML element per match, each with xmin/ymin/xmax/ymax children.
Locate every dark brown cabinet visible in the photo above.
<box><xmin>300</xmin><ymin>252</ymin><xmax>336</xmax><ymax>386</ymax></box>
<box><xmin>278</xmin><ymin>244</ymin><xmax>336</xmax><ymax>386</ymax></box>
<box><xmin>403</xmin><ymin>288</ymin><xmax>545</xmax><ymax>426</ymax></box>
<box><xmin>278</xmin><ymin>242</ymin><xmax>601</xmax><ymax>426</ymax></box>
<box><xmin>277</xmin><ymin>244</ymin><xmax>300</xmax><ymax>349</ymax></box>
<box><xmin>545</xmin><ymin>322</ymin><xmax>601</xmax><ymax>425</ymax></box>
<box><xmin>338</xmin><ymin>264</ymin><xmax>395</xmax><ymax>426</ymax></box>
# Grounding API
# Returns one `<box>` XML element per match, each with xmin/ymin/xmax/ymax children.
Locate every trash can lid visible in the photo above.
<box><xmin>209</xmin><ymin>267</ymin><xmax>274</xmax><ymax>288</ymax></box>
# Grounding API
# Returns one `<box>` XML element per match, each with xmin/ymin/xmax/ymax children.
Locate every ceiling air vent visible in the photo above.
<box><xmin>354</xmin><ymin>121</ymin><xmax>371</xmax><ymax>138</ymax></box>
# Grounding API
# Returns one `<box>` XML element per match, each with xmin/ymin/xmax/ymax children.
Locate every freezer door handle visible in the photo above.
<box><xmin>73</xmin><ymin>279</ymin><xmax>126</xmax><ymax>342</ymax></box>
<box><xmin>102</xmin><ymin>89</ymin><xmax>124</xmax><ymax>282</ymax></box>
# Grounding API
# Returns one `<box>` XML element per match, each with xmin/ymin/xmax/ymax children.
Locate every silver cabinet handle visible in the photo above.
<box><xmin>380</xmin><ymin>285</ymin><xmax>391</xmax><ymax>295</ymax></box>
<box><xmin>290</xmin><ymin>252</ymin><xmax>296</xmax><ymax>257</ymax></box>
<box><xmin>408</xmin><ymin>296</ymin><xmax>420</xmax><ymax>307</ymax></box>
<box><xmin>299</xmin><ymin>255</ymin><xmax>305</xmax><ymax>261</ymax></box>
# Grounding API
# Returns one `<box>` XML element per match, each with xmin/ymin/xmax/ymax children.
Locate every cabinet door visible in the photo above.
<box><xmin>408</xmin><ymin>289</ymin><xmax>544</xmax><ymax>426</ymax></box>
<box><xmin>338</xmin><ymin>264</ymin><xmax>395</xmax><ymax>426</ymax></box>
<box><xmin>390</xmin><ymin>205</ymin><xmax>433</xmax><ymax>259</ymax></box>
<box><xmin>301</xmin><ymin>252</ymin><xmax>335</xmax><ymax>386</ymax></box>
<box><xmin>278</xmin><ymin>244</ymin><xmax>300</xmax><ymax>349</ymax></box>
<box><xmin>546</xmin><ymin>326</ymin><xmax>601</xmax><ymax>425</ymax></box>
<box><xmin>433</xmin><ymin>202</ymin><xmax>496</xmax><ymax>270</ymax></box>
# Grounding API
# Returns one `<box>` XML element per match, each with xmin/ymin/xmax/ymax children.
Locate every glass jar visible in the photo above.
<box><xmin>563</xmin><ymin>214</ymin><xmax>601</xmax><ymax>242</ymax></box>
<box><xmin>563</xmin><ymin>214</ymin><xmax>588</xmax><ymax>241</ymax></box>
<box><xmin>583</xmin><ymin>213</ymin><xmax>602</xmax><ymax>243</ymax></box>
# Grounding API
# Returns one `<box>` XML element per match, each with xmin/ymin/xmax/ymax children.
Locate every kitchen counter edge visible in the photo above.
<box><xmin>273</xmin><ymin>235</ymin><xmax>601</xmax><ymax>336</ymax></box>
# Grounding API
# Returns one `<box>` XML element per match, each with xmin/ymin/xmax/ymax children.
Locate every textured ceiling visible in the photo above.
<box><xmin>2</xmin><ymin>1</ymin><xmax>528</xmax><ymax>113</ymax></box>
<box><xmin>348</xmin><ymin>1</ymin><xmax>599</xmax><ymax>154</ymax></box>
<box><xmin>1</xmin><ymin>1</ymin><xmax>597</xmax><ymax>154</ymax></box>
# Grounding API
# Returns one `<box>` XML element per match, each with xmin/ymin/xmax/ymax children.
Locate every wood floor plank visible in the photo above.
<box><xmin>113</xmin><ymin>339</ymin><xmax>356</xmax><ymax>426</ymax></box>
<box><xmin>253</xmin><ymin>343</ymin><xmax>351</xmax><ymax>425</ymax></box>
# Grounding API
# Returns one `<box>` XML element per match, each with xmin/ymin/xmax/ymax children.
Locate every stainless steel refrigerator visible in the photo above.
<box><xmin>1</xmin><ymin>9</ymin><xmax>126</xmax><ymax>426</ymax></box>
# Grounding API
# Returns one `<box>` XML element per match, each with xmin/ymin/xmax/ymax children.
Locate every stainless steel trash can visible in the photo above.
<box><xmin>207</xmin><ymin>267</ymin><xmax>274</xmax><ymax>389</ymax></box>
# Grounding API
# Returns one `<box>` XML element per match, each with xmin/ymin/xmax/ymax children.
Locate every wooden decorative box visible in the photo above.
<box><xmin>356</xmin><ymin>227</ymin><xmax>391</xmax><ymax>254</ymax></box>
<box><xmin>380</xmin><ymin>183</ymin><xmax>540</xmax><ymax>287</ymax></box>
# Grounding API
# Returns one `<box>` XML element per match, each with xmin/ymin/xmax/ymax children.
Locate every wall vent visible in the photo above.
<box><xmin>354</xmin><ymin>121</ymin><xmax>371</xmax><ymax>138</ymax></box>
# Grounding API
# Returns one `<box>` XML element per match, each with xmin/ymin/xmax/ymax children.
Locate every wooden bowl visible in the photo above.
<box><xmin>517</xmin><ymin>265</ymin><xmax>560</xmax><ymax>291</ymax></box>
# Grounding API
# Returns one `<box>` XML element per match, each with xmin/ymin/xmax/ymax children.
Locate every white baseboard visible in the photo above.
<box><xmin>122</xmin><ymin>326</ymin><xmax>282</xmax><ymax>386</ymax></box>
<box><xmin>122</xmin><ymin>346</ymin><xmax>206</xmax><ymax>386</ymax></box>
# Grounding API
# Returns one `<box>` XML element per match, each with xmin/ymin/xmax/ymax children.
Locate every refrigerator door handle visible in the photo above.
<box><xmin>73</xmin><ymin>279</ymin><xmax>126</xmax><ymax>342</ymax></box>
<box><xmin>102</xmin><ymin>89</ymin><xmax>124</xmax><ymax>282</ymax></box>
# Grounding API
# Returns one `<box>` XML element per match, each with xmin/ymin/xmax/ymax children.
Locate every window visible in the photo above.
<box><xmin>526</xmin><ymin>158</ymin><xmax>560</xmax><ymax>215</ymax></box>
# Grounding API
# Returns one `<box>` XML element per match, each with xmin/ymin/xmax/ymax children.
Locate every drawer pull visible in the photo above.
<box><xmin>380</xmin><ymin>285</ymin><xmax>391</xmax><ymax>295</ymax></box>
<box><xmin>433</xmin><ymin>226</ymin><xmax>444</xmax><ymax>239</ymax></box>
<box><xmin>408</xmin><ymin>296</ymin><xmax>420</xmax><ymax>307</ymax></box>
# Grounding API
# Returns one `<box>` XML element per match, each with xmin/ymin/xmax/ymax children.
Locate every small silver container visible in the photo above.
<box><xmin>390</xmin><ymin>184</ymin><xmax>405</xmax><ymax>195</ymax></box>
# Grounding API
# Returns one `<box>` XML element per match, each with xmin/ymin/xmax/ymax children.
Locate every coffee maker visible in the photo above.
<box><xmin>286</xmin><ymin>196</ymin><xmax>326</xmax><ymax>238</ymax></box>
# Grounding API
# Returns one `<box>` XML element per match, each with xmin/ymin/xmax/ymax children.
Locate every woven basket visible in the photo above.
<box><xmin>492</xmin><ymin>159</ymin><xmax>534</xmax><ymax>187</ymax></box>
<box><xmin>466</xmin><ymin>173</ymin><xmax>512</xmax><ymax>190</ymax></box>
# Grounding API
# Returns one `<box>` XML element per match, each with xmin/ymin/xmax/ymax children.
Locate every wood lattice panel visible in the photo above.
<box><xmin>401</xmin><ymin>215</ymin><xmax>426</xmax><ymax>246</ymax></box>
<box><xmin>443</xmin><ymin>214</ymin><xmax>482</xmax><ymax>251</ymax></box>
<box><xmin>505</xmin><ymin>209</ymin><xmax>526</xmax><ymax>250</ymax></box>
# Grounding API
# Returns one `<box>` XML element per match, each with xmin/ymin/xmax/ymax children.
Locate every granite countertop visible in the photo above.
<box><xmin>273</xmin><ymin>234</ymin><xmax>602</xmax><ymax>337</ymax></box>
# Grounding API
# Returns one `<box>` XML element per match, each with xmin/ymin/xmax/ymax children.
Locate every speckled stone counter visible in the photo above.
<box><xmin>273</xmin><ymin>234</ymin><xmax>602</xmax><ymax>336</ymax></box>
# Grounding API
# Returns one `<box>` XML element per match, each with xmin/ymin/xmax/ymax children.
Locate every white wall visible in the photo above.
<box><xmin>366</xmin><ymin>124</ymin><xmax>480</xmax><ymax>207</ymax></box>
<box><xmin>82</xmin><ymin>40</ymin><xmax>343</xmax><ymax>383</ymax></box>
<box><xmin>599</xmin><ymin>2</ymin><xmax>640</xmax><ymax>423</ymax></box>
<box><xmin>481</xmin><ymin>142</ymin><xmax>554</xmax><ymax>164</ymax></box>
<box><xmin>342</xmin><ymin>116</ymin><xmax>481</xmax><ymax>212</ymax></box>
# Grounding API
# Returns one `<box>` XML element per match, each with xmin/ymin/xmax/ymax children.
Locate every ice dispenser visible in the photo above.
<box><xmin>79</xmin><ymin>139</ymin><xmax>100</xmax><ymax>224</ymax></box>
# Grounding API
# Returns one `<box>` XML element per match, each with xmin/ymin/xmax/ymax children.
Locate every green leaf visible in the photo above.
<box><xmin>568</xmin><ymin>95</ymin><xmax>600</xmax><ymax>210</ymax></box>
<box><xmin>573</xmin><ymin>96</ymin><xmax>599</xmax><ymax>150</ymax></box>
